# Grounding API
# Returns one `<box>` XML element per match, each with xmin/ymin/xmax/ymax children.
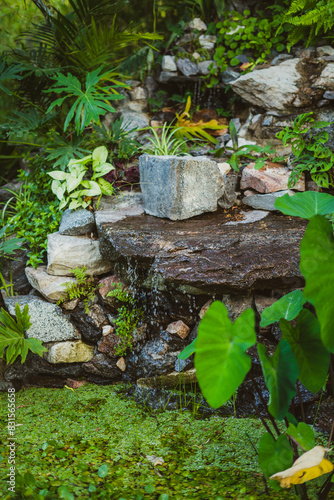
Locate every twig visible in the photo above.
<box><xmin>243</xmin><ymin>390</ymin><xmax>275</xmax><ymax>439</ymax></box>
<box><xmin>297</xmin><ymin>381</ymin><xmax>306</xmax><ymax>422</ymax></box>
<box><xmin>251</xmin><ymin>374</ymin><xmax>280</xmax><ymax>436</ymax></box>
<box><xmin>326</xmin><ymin>419</ymin><xmax>334</xmax><ymax>458</ymax></box>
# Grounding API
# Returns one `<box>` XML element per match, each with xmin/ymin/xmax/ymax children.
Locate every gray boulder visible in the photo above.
<box><xmin>139</xmin><ymin>155</ymin><xmax>225</xmax><ymax>220</ymax></box>
<box><xmin>231</xmin><ymin>59</ymin><xmax>300</xmax><ymax>114</ymax></box>
<box><xmin>59</xmin><ymin>209</ymin><xmax>95</xmax><ymax>236</ymax></box>
<box><xmin>176</xmin><ymin>58</ymin><xmax>198</xmax><ymax>77</ymax></box>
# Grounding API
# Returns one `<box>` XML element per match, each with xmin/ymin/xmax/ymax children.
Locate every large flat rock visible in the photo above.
<box><xmin>99</xmin><ymin>208</ymin><xmax>307</xmax><ymax>294</ymax></box>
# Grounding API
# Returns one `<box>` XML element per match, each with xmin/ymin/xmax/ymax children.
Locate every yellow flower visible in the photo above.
<box><xmin>270</xmin><ymin>445</ymin><xmax>333</xmax><ymax>488</ymax></box>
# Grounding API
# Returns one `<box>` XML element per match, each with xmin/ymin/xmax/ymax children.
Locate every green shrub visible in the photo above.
<box><xmin>5</xmin><ymin>156</ymin><xmax>62</xmax><ymax>268</ymax></box>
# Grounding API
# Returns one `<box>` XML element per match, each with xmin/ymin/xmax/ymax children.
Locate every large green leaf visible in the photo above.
<box><xmin>274</xmin><ymin>191</ymin><xmax>334</xmax><ymax>219</ymax></box>
<box><xmin>0</xmin><ymin>58</ymin><xmax>23</xmax><ymax>95</ymax></box>
<box><xmin>258</xmin><ymin>340</ymin><xmax>298</xmax><ymax>420</ymax></box>
<box><xmin>45</xmin><ymin>67</ymin><xmax>125</xmax><ymax>133</ymax></box>
<box><xmin>280</xmin><ymin>310</ymin><xmax>330</xmax><ymax>393</ymax></box>
<box><xmin>0</xmin><ymin>304</ymin><xmax>47</xmax><ymax>364</ymax></box>
<box><xmin>195</xmin><ymin>301</ymin><xmax>256</xmax><ymax>409</ymax></box>
<box><xmin>260</xmin><ymin>290</ymin><xmax>306</xmax><ymax>327</ymax></box>
<box><xmin>300</xmin><ymin>215</ymin><xmax>334</xmax><ymax>352</ymax></box>
<box><xmin>287</xmin><ymin>423</ymin><xmax>315</xmax><ymax>451</ymax></box>
<box><xmin>258</xmin><ymin>433</ymin><xmax>293</xmax><ymax>481</ymax></box>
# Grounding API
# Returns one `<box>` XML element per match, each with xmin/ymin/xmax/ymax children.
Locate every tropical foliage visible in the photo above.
<box><xmin>179</xmin><ymin>190</ymin><xmax>334</xmax><ymax>497</ymax></box>
<box><xmin>0</xmin><ymin>303</ymin><xmax>47</xmax><ymax>364</ymax></box>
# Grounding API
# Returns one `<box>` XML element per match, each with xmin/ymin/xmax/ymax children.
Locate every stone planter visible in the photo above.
<box><xmin>138</xmin><ymin>154</ymin><xmax>225</xmax><ymax>220</ymax></box>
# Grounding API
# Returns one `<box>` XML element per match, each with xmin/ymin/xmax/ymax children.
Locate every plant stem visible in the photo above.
<box><xmin>297</xmin><ymin>381</ymin><xmax>305</xmax><ymax>421</ymax></box>
<box><xmin>243</xmin><ymin>390</ymin><xmax>275</xmax><ymax>439</ymax></box>
<box><xmin>329</xmin><ymin>354</ymin><xmax>334</xmax><ymax>398</ymax></box>
<box><xmin>251</xmin><ymin>374</ymin><xmax>280</xmax><ymax>436</ymax></box>
<box><xmin>326</xmin><ymin>419</ymin><xmax>334</xmax><ymax>457</ymax></box>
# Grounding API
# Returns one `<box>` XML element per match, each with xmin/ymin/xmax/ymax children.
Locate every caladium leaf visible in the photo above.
<box><xmin>300</xmin><ymin>215</ymin><xmax>334</xmax><ymax>352</ymax></box>
<box><xmin>280</xmin><ymin>310</ymin><xmax>329</xmax><ymax>393</ymax></box>
<box><xmin>274</xmin><ymin>191</ymin><xmax>334</xmax><ymax>219</ymax></box>
<box><xmin>258</xmin><ymin>433</ymin><xmax>293</xmax><ymax>482</ymax></box>
<box><xmin>258</xmin><ymin>340</ymin><xmax>298</xmax><ymax>420</ymax></box>
<box><xmin>195</xmin><ymin>301</ymin><xmax>256</xmax><ymax>408</ymax></box>
<box><xmin>92</xmin><ymin>146</ymin><xmax>108</xmax><ymax>167</ymax></box>
<box><xmin>260</xmin><ymin>290</ymin><xmax>306</xmax><ymax>327</ymax></box>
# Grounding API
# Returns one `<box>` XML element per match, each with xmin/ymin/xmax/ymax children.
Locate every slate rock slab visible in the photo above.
<box><xmin>100</xmin><ymin>209</ymin><xmax>307</xmax><ymax>294</ymax></box>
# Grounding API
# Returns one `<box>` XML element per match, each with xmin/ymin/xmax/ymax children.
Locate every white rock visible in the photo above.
<box><xmin>5</xmin><ymin>296</ymin><xmax>80</xmax><ymax>342</ymax></box>
<box><xmin>199</xmin><ymin>34</ymin><xmax>217</xmax><ymax>50</ymax></box>
<box><xmin>231</xmin><ymin>59</ymin><xmax>300</xmax><ymax>114</ymax></box>
<box><xmin>226</xmin><ymin>138</ymin><xmax>256</xmax><ymax>149</ymax></box>
<box><xmin>47</xmin><ymin>232</ymin><xmax>113</xmax><ymax>276</ymax></box>
<box><xmin>166</xmin><ymin>320</ymin><xmax>190</xmax><ymax>339</ymax></box>
<box><xmin>102</xmin><ymin>325</ymin><xmax>113</xmax><ymax>336</ymax></box>
<box><xmin>47</xmin><ymin>341</ymin><xmax>94</xmax><ymax>364</ymax></box>
<box><xmin>186</xmin><ymin>18</ymin><xmax>207</xmax><ymax>31</ymax></box>
<box><xmin>316</xmin><ymin>46</ymin><xmax>334</xmax><ymax>57</ymax></box>
<box><xmin>129</xmin><ymin>86</ymin><xmax>147</xmax><ymax>101</ymax></box>
<box><xmin>217</xmin><ymin>163</ymin><xmax>231</xmax><ymax>176</ymax></box>
<box><xmin>314</xmin><ymin>63</ymin><xmax>334</xmax><ymax>90</ymax></box>
<box><xmin>159</xmin><ymin>71</ymin><xmax>177</xmax><ymax>83</ymax></box>
<box><xmin>116</xmin><ymin>357</ymin><xmax>126</xmax><ymax>371</ymax></box>
<box><xmin>25</xmin><ymin>266</ymin><xmax>76</xmax><ymax>303</ymax></box>
<box><xmin>161</xmin><ymin>55</ymin><xmax>177</xmax><ymax>72</ymax></box>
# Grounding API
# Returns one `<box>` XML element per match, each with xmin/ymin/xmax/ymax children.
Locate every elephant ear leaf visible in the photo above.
<box><xmin>260</xmin><ymin>290</ymin><xmax>306</xmax><ymax>327</ymax></box>
<box><xmin>195</xmin><ymin>301</ymin><xmax>256</xmax><ymax>409</ymax></box>
<box><xmin>258</xmin><ymin>433</ymin><xmax>293</xmax><ymax>488</ymax></box>
<box><xmin>258</xmin><ymin>340</ymin><xmax>298</xmax><ymax>420</ymax></box>
<box><xmin>280</xmin><ymin>310</ymin><xmax>330</xmax><ymax>393</ymax></box>
<box><xmin>300</xmin><ymin>215</ymin><xmax>334</xmax><ymax>353</ymax></box>
<box><xmin>274</xmin><ymin>191</ymin><xmax>334</xmax><ymax>219</ymax></box>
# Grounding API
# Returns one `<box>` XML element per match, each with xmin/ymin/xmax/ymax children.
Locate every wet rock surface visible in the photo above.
<box><xmin>100</xmin><ymin>208</ymin><xmax>307</xmax><ymax>294</ymax></box>
<box><xmin>4</xmin><ymin>352</ymin><xmax>85</xmax><ymax>388</ymax></box>
<box><xmin>125</xmin><ymin>331</ymin><xmax>187</xmax><ymax>379</ymax></box>
<box><xmin>70</xmin><ymin>309</ymin><xmax>103</xmax><ymax>344</ymax></box>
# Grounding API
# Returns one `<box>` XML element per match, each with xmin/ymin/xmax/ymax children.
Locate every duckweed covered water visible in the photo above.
<box><xmin>0</xmin><ymin>384</ymin><xmax>332</xmax><ymax>499</ymax></box>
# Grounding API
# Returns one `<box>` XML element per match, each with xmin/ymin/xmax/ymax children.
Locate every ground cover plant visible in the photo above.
<box><xmin>0</xmin><ymin>383</ymin><xmax>321</xmax><ymax>500</ymax></box>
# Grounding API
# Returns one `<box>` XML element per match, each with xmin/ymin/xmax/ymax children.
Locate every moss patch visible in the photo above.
<box><xmin>0</xmin><ymin>384</ymin><xmax>332</xmax><ymax>499</ymax></box>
